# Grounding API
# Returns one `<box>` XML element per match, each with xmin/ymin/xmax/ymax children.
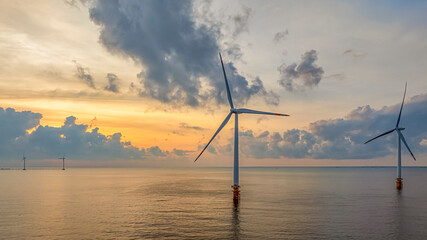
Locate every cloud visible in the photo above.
<box><xmin>193</xmin><ymin>2</ymin><xmax>250</xmax><ymax>61</ymax></box>
<box><xmin>222</xmin><ymin>65</ymin><xmax>279</xmax><ymax>106</ymax></box>
<box><xmin>179</xmin><ymin>122</ymin><xmax>205</xmax><ymax>131</ymax></box>
<box><xmin>231</xmin><ymin>5</ymin><xmax>252</xmax><ymax>38</ymax></box>
<box><xmin>146</xmin><ymin>146</ymin><xmax>167</xmax><ymax>157</ymax></box>
<box><xmin>0</xmin><ymin>107</ymin><xmax>172</xmax><ymax>161</ymax></box>
<box><xmin>213</xmin><ymin>93</ymin><xmax>427</xmax><ymax>159</ymax></box>
<box><xmin>73</xmin><ymin>60</ymin><xmax>96</xmax><ymax>89</ymax></box>
<box><xmin>343</xmin><ymin>49</ymin><xmax>367</xmax><ymax>58</ymax></box>
<box><xmin>223</xmin><ymin>42</ymin><xmax>243</xmax><ymax>61</ymax></box>
<box><xmin>170</xmin><ymin>122</ymin><xmax>205</xmax><ymax>136</ymax></box>
<box><xmin>64</xmin><ymin>0</ymin><xmax>80</xmax><ymax>9</ymax></box>
<box><xmin>0</xmin><ymin>108</ymin><xmax>42</xmax><ymax>147</ymax></box>
<box><xmin>64</xmin><ymin>0</ymin><xmax>89</xmax><ymax>9</ymax></box>
<box><xmin>257</xmin><ymin>116</ymin><xmax>269</xmax><ymax>124</ymax></box>
<box><xmin>324</xmin><ymin>73</ymin><xmax>345</xmax><ymax>81</ymax></box>
<box><xmin>173</xmin><ymin>148</ymin><xmax>193</xmax><ymax>156</ymax></box>
<box><xmin>196</xmin><ymin>144</ymin><xmax>217</xmax><ymax>155</ymax></box>
<box><xmin>104</xmin><ymin>73</ymin><xmax>119</xmax><ymax>93</ymax></box>
<box><xmin>88</xmin><ymin>0</ymin><xmax>276</xmax><ymax>107</ymax></box>
<box><xmin>278</xmin><ymin>50</ymin><xmax>324</xmax><ymax>91</ymax></box>
<box><xmin>257</xmin><ymin>131</ymin><xmax>270</xmax><ymax>138</ymax></box>
<box><xmin>89</xmin><ymin>116</ymin><xmax>97</xmax><ymax>128</ymax></box>
<box><xmin>273</xmin><ymin>29</ymin><xmax>289</xmax><ymax>43</ymax></box>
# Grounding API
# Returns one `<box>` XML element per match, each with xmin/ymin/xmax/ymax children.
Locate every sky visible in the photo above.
<box><xmin>0</xmin><ymin>0</ymin><xmax>426</xmax><ymax>167</ymax></box>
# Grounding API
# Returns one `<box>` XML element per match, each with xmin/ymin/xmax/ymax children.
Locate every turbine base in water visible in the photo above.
<box><xmin>232</xmin><ymin>185</ymin><xmax>240</xmax><ymax>203</ymax></box>
<box><xmin>396</xmin><ymin>178</ymin><xmax>403</xmax><ymax>190</ymax></box>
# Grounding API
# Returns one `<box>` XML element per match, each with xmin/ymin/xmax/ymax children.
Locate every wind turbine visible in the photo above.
<box><xmin>364</xmin><ymin>83</ymin><xmax>416</xmax><ymax>189</ymax></box>
<box><xmin>194</xmin><ymin>53</ymin><xmax>289</xmax><ymax>201</ymax></box>
<box><xmin>22</xmin><ymin>153</ymin><xmax>26</xmax><ymax>170</ymax></box>
<box><xmin>58</xmin><ymin>155</ymin><xmax>66</xmax><ymax>170</ymax></box>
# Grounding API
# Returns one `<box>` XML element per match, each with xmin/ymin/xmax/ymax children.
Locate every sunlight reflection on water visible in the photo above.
<box><xmin>1</xmin><ymin>167</ymin><xmax>427</xmax><ymax>239</ymax></box>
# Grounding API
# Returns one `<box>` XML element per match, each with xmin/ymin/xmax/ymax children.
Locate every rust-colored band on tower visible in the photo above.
<box><xmin>396</xmin><ymin>178</ymin><xmax>403</xmax><ymax>189</ymax></box>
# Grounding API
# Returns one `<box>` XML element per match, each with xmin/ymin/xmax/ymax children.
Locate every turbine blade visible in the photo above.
<box><xmin>397</xmin><ymin>130</ymin><xmax>416</xmax><ymax>161</ymax></box>
<box><xmin>235</xmin><ymin>108</ymin><xmax>289</xmax><ymax>116</ymax></box>
<box><xmin>194</xmin><ymin>112</ymin><xmax>232</xmax><ymax>162</ymax></box>
<box><xmin>364</xmin><ymin>129</ymin><xmax>395</xmax><ymax>144</ymax></box>
<box><xmin>219</xmin><ymin>53</ymin><xmax>234</xmax><ymax>109</ymax></box>
<box><xmin>396</xmin><ymin>82</ymin><xmax>407</xmax><ymax>128</ymax></box>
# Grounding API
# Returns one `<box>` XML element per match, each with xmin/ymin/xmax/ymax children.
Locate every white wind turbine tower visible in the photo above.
<box><xmin>195</xmin><ymin>53</ymin><xmax>289</xmax><ymax>201</ymax></box>
<box><xmin>364</xmin><ymin>83</ymin><xmax>416</xmax><ymax>189</ymax></box>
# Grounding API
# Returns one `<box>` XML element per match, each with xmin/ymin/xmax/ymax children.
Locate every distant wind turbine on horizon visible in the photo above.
<box><xmin>58</xmin><ymin>155</ymin><xmax>66</xmax><ymax>170</ymax></box>
<box><xmin>364</xmin><ymin>82</ymin><xmax>416</xmax><ymax>189</ymax></box>
<box><xmin>194</xmin><ymin>53</ymin><xmax>289</xmax><ymax>201</ymax></box>
<box><xmin>22</xmin><ymin>153</ymin><xmax>26</xmax><ymax>171</ymax></box>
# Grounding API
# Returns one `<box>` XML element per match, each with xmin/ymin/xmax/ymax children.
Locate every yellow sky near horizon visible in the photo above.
<box><xmin>0</xmin><ymin>95</ymin><xmax>298</xmax><ymax>152</ymax></box>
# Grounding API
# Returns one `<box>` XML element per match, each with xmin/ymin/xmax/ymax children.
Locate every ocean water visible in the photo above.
<box><xmin>1</xmin><ymin>167</ymin><xmax>427</xmax><ymax>239</ymax></box>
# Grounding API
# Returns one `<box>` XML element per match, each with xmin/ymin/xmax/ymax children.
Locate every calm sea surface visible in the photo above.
<box><xmin>1</xmin><ymin>167</ymin><xmax>427</xmax><ymax>239</ymax></box>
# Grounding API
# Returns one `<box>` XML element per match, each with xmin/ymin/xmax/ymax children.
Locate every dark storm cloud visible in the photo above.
<box><xmin>278</xmin><ymin>50</ymin><xmax>324</xmax><ymax>91</ymax></box>
<box><xmin>0</xmin><ymin>107</ymin><xmax>172</xmax><ymax>161</ymax></box>
<box><xmin>104</xmin><ymin>73</ymin><xmax>119</xmax><ymax>93</ymax></box>
<box><xmin>215</xmin><ymin>94</ymin><xmax>427</xmax><ymax>159</ymax></box>
<box><xmin>89</xmin><ymin>0</ymin><xmax>276</xmax><ymax>107</ymax></box>
<box><xmin>273</xmin><ymin>30</ymin><xmax>289</xmax><ymax>43</ymax></box>
<box><xmin>73</xmin><ymin>61</ymin><xmax>96</xmax><ymax>89</ymax></box>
